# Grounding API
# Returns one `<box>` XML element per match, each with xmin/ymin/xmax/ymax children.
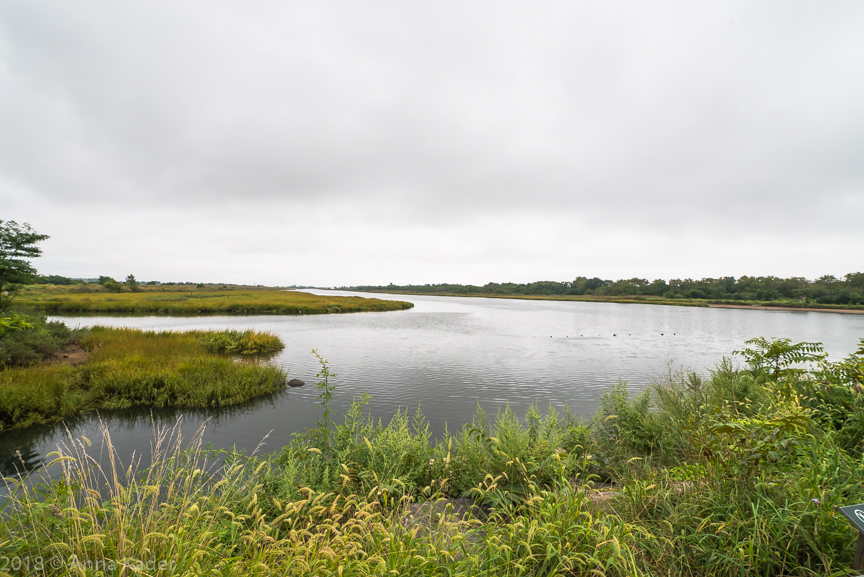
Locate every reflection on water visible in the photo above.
<box><xmin>4</xmin><ymin>291</ymin><xmax>863</xmax><ymax>479</ymax></box>
<box><xmin>0</xmin><ymin>389</ymin><xmax>289</xmax><ymax>477</ymax></box>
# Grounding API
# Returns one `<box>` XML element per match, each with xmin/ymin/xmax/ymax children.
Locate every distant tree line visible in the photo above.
<box><xmin>36</xmin><ymin>274</ymin><xmax>77</xmax><ymax>285</ymax></box>
<box><xmin>34</xmin><ymin>276</ymin><xmax>234</xmax><ymax>290</ymax></box>
<box><xmin>349</xmin><ymin>273</ymin><xmax>864</xmax><ymax>305</ymax></box>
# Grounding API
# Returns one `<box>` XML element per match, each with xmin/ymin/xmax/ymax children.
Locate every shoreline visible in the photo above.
<box><xmin>348</xmin><ymin>289</ymin><xmax>864</xmax><ymax>314</ymax></box>
<box><xmin>706</xmin><ymin>303</ymin><xmax>864</xmax><ymax>314</ymax></box>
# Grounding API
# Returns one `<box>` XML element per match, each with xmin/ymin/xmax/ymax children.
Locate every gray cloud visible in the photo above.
<box><xmin>2</xmin><ymin>1</ymin><xmax>862</xmax><ymax>284</ymax></box>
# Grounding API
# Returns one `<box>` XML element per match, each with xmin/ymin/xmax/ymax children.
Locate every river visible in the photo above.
<box><xmin>3</xmin><ymin>290</ymin><xmax>862</xmax><ymax>476</ymax></box>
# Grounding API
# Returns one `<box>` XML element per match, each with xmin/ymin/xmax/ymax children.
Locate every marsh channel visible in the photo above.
<box><xmin>4</xmin><ymin>289</ymin><xmax>863</xmax><ymax>477</ymax></box>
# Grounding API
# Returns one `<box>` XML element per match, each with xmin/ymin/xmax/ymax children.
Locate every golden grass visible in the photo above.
<box><xmin>16</xmin><ymin>289</ymin><xmax>414</xmax><ymax>315</ymax></box>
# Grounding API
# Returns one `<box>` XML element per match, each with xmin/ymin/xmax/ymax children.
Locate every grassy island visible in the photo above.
<box><xmin>15</xmin><ymin>285</ymin><xmax>414</xmax><ymax>316</ymax></box>
<box><xmin>0</xmin><ymin>326</ymin><xmax>288</xmax><ymax>431</ymax></box>
<box><xmin>3</xmin><ymin>337</ymin><xmax>863</xmax><ymax>576</ymax></box>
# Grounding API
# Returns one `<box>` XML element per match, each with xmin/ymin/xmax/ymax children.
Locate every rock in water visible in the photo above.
<box><xmin>287</xmin><ymin>379</ymin><xmax>305</xmax><ymax>387</ymax></box>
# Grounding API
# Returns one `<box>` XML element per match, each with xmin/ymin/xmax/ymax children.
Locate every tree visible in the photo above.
<box><xmin>125</xmin><ymin>274</ymin><xmax>141</xmax><ymax>292</ymax></box>
<box><xmin>38</xmin><ymin>274</ymin><xmax>75</xmax><ymax>285</ymax></box>
<box><xmin>0</xmin><ymin>220</ymin><xmax>49</xmax><ymax>310</ymax></box>
<box><xmin>845</xmin><ymin>272</ymin><xmax>864</xmax><ymax>288</ymax></box>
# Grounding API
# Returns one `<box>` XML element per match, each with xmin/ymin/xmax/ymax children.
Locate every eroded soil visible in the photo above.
<box><xmin>49</xmin><ymin>343</ymin><xmax>89</xmax><ymax>366</ymax></box>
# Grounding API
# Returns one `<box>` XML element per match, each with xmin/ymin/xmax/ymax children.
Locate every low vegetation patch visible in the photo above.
<box><xmin>0</xmin><ymin>312</ymin><xmax>76</xmax><ymax>367</ymax></box>
<box><xmin>0</xmin><ymin>326</ymin><xmax>288</xmax><ymax>431</ymax></box>
<box><xmin>200</xmin><ymin>329</ymin><xmax>284</xmax><ymax>355</ymax></box>
<box><xmin>16</xmin><ymin>286</ymin><xmax>414</xmax><ymax>315</ymax></box>
<box><xmin>3</xmin><ymin>337</ymin><xmax>863</xmax><ymax>575</ymax></box>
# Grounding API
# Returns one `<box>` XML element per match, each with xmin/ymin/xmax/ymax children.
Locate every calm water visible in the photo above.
<box><xmin>3</xmin><ymin>291</ymin><xmax>863</xmax><ymax>476</ymax></box>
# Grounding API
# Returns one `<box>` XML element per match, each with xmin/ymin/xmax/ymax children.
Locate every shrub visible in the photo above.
<box><xmin>592</xmin><ymin>381</ymin><xmax>665</xmax><ymax>464</ymax></box>
<box><xmin>0</xmin><ymin>313</ymin><xmax>75</xmax><ymax>367</ymax></box>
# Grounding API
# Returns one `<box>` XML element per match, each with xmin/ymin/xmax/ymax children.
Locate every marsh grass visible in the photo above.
<box><xmin>200</xmin><ymin>329</ymin><xmax>284</xmax><ymax>355</ymax></box>
<box><xmin>16</xmin><ymin>288</ymin><xmax>413</xmax><ymax>315</ymax></box>
<box><xmin>0</xmin><ymin>327</ymin><xmax>287</xmax><ymax>431</ymax></box>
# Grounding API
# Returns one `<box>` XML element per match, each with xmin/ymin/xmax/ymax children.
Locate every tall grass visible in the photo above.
<box><xmin>1</xmin><ymin>417</ymin><xmax>641</xmax><ymax>576</ymax></box>
<box><xmin>0</xmin><ymin>327</ymin><xmax>287</xmax><ymax>431</ymax></box>
<box><xmin>2</xmin><ymin>420</ymin><xmax>273</xmax><ymax>574</ymax></box>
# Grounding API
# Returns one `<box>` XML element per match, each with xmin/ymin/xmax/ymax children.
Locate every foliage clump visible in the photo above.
<box><xmin>0</xmin><ymin>312</ymin><xmax>75</xmax><ymax>367</ymax></box>
<box><xmin>200</xmin><ymin>329</ymin><xmax>284</xmax><ymax>355</ymax></box>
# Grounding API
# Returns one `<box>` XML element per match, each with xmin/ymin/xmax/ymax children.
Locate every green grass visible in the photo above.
<box><xmin>15</xmin><ymin>286</ymin><xmax>414</xmax><ymax>315</ymax></box>
<box><xmin>2</xmin><ymin>338</ymin><xmax>863</xmax><ymax>576</ymax></box>
<box><xmin>0</xmin><ymin>327</ymin><xmax>287</xmax><ymax>431</ymax></box>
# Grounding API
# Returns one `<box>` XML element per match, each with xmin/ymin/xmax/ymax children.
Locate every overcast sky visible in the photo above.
<box><xmin>2</xmin><ymin>1</ymin><xmax>862</xmax><ymax>286</ymax></box>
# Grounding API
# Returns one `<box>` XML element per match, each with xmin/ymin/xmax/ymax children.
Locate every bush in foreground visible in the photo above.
<box><xmin>0</xmin><ymin>312</ymin><xmax>75</xmax><ymax>367</ymax></box>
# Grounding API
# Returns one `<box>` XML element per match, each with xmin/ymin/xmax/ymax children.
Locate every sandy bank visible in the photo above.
<box><xmin>707</xmin><ymin>303</ymin><xmax>864</xmax><ymax>315</ymax></box>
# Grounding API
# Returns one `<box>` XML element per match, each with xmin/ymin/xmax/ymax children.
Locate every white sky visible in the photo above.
<box><xmin>2</xmin><ymin>1</ymin><xmax>862</xmax><ymax>286</ymax></box>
